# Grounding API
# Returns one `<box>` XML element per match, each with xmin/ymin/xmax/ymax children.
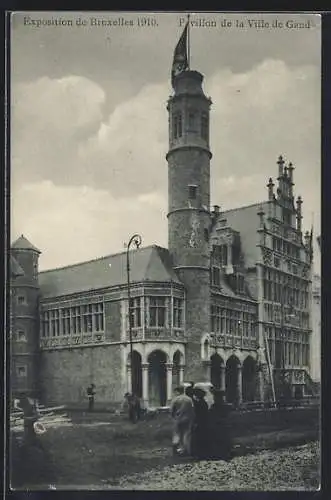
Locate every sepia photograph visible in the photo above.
<box><xmin>9</xmin><ymin>10</ymin><xmax>321</xmax><ymax>490</ymax></box>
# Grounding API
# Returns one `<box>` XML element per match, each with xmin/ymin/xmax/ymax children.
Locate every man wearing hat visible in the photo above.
<box><xmin>170</xmin><ymin>386</ymin><xmax>195</xmax><ymax>456</ymax></box>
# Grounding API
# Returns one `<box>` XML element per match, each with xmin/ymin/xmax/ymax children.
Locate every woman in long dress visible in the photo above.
<box><xmin>191</xmin><ymin>387</ymin><xmax>209</xmax><ymax>459</ymax></box>
<box><xmin>208</xmin><ymin>389</ymin><xmax>233</xmax><ymax>460</ymax></box>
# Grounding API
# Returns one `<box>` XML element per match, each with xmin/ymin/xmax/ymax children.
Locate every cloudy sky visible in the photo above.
<box><xmin>11</xmin><ymin>11</ymin><xmax>321</xmax><ymax>272</ymax></box>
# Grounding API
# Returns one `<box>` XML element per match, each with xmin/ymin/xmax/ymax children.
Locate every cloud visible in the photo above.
<box><xmin>11</xmin><ymin>58</ymin><xmax>320</xmax><ymax>270</ymax></box>
<box><xmin>11</xmin><ymin>181</ymin><xmax>167</xmax><ymax>270</ymax></box>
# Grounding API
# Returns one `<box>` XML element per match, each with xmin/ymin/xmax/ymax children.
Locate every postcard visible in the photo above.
<box><xmin>9</xmin><ymin>11</ymin><xmax>321</xmax><ymax>491</ymax></box>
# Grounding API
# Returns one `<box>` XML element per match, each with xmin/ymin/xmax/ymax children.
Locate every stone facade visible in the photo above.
<box><xmin>10</xmin><ymin>62</ymin><xmax>315</xmax><ymax>408</ymax></box>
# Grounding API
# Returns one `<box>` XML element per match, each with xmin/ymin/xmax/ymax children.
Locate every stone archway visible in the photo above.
<box><xmin>210</xmin><ymin>353</ymin><xmax>225</xmax><ymax>390</ymax></box>
<box><xmin>225</xmin><ymin>355</ymin><xmax>241</xmax><ymax>404</ymax></box>
<box><xmin>242</xmin><ymin>356</ymin><xmax>257</xmax><ymax>402</ymax></box>
<box><xmin>148</xmin><ymin>350</ymin><xmax>167</xmax><ymax>407</ymax></box>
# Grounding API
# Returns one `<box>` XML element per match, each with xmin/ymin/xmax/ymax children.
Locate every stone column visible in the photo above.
<box><xmin>220</xmin><ymin>366</ymin><xmax>226</xmax><ymax>392</ymax></box>
<box><xmin>142</xmin><ymin>363</ymin><xmax>149</xmax><ymax>408</ymax></box>
<box><xmin>127</xmin><ymin>364</ymin><xmax>132</xmax><ymax>393</ymax></box>
<box><xmin>257</xmin><ymin>369</ymin><xmax>264</xmax><ymax>401</ymax></box>
<box><xmin>166</xmin><ymin>363</ymin><xmax>173</xmax><ymax>404</ymax></box>
<box><xmin>237</xmin><ymin>365</ymin><xmax>243</xmax><ymax>405</ymax></box>
<box><xmin>179</xmin><ymin>364</ymin><xmax>185</xmax><ymax>385</ymax></box>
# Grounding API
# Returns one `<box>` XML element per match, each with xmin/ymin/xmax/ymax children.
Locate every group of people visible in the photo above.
<box><xmin>170</xmin><ymin>383</ymin><xmax>232</xmax><ymax>461</ymax></box>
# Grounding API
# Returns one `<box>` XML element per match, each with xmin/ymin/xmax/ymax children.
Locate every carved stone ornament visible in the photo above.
<box><xmin>262</xmin><ymin>248</ymin><xmax>273</xmax><ymax>266</ymax></box>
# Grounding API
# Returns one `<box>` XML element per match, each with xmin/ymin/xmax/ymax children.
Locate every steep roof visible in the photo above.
<box><xmin>11</xmin><ymin>235</ymin><xmax>41</xmax><ymax>253</ymax></box>
<box><xmin>39</xmin><ymin>245</ymin><xmax>182</xmax><ymax>299</ymax></box>
<box><xmin>10</xmin><ymin>255</ymin><xmax>25</xmax><ymax>278</ymax></box>
<box><xmin>219</xmin><ymin>202</ymin><xmax>270</xmax><ymax>269</ymax></box>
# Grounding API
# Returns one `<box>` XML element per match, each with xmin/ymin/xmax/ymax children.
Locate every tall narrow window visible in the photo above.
<box><xmin>93</xmin><ymin>303</ymin><xmax>104</xmax><ymax>331</ymax></box>
<box><xmin>212</xmin><ymin>266</ymin><xmax>221</xmax><ymax>286</ymax></box>
<box><xmin>188</xmin><ymin>111</ymin><xmax>196</xmax><ymax>131</ymax></box>
<box><xmin>42</xmin><ymin>311</ymin><xmax>49</xmax><ymax>337</ymax></box>
<box><xmin>129</xmin><ymin>298</ymin><xmax>141</xmax><ymax>328</ymax></box>
<box><xmin>173</xmin><ymin>113</ymin><xmax>183</xmax><ymax>139</ymax></box>
<box><xmin>72</xmin><ymin>306</ymin><xmax>82</xmax><ymax>334</ymax></box>
<box><xmin>210</xmin><ymin>305</ymin><xmax>221</xmax><ymax>332</ymax></box>
<box><xmin>50</xmin><ymin>309</ymin><xmax>60</xmax><ymax>337</ymax></box>
<box><xmin>149</xmin><ymin>297</ymin><xmax>166</xmax><ymax>327</ymax></box>
<box><xmin>201</xmin><ymin>113</ymin><xmax>209</xmax><ymax>140</ymax></box>
<box><xmin>188</xmin><ymin>185</ymin><xmax>197</xmax><ymax>200</ymax></box>
<box><xmin>82</xmin><ymin>305</ymin><xmax>93</xmax><ymax>333</ymax></box>
<box><xmin>61</xmin><ymin>308</ymin><xmax>71</xmax><ymax>335</ymax></box>
<box><xmin>220</xmin><ymin>245</ymin><xmax>228</xmax><ymax>266</ymax></box>
<box><xmin>173</xmin><ymin>298</ymin><xmax>183</xmax><ymax>328</ymax></box>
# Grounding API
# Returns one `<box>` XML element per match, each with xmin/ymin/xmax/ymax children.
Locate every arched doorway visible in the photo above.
<box><xmin>148</xmin><ymin>350</ymin><xmax>167</xmax><ymax>407</ymax></box>
<box><xmin>242</xmin><ymin>356</ymin><xmax>257</xmax><ymax>402</ymax></box>
<box><xmin>210</xmin><ymin>353</ymin><xmax>224</xmax><ymax>389</ymax></box>
<box><xmin>130</xmin><ymin>351</ymin><xmax>142</xmax><ymax>398</ymax></box>
<box><xmin>172</xmin><ymin>350</ymin><xmax>182</xmax><ymax>391</ymax></box>
<box><xmin>225</xmin><ymin>355</ymin><xmax>241</xmax><ymax>404</ymax></box>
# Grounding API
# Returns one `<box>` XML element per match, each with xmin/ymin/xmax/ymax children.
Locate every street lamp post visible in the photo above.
<box><xmin>126</xmin><ymin>234</ymin><xmax>142</xmax><ymax>396</ymax></box>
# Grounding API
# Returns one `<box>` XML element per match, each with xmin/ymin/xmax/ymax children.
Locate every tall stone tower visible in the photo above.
<box><xmin>166</xmin><ymin>70</ymin><xmax>212</xmax><ymax>380</ymax></box>
<box><xmin>11</xmin><ymin>235</ymin><xmax>41</xmax><ymax>399</ymax></box>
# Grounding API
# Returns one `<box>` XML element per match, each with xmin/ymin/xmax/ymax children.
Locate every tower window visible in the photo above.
<box><xmin>188</xmin><ymin>185</ymin><xmax>197</xmax><ymax>200</ymax></box>
<box><xmin>188</xmin><ymin>111</ymin><xmax>196</xmax><ymax>131</ymax></box>
<box><xmin>17</xmin><ymin>294</ymin><xmax>27</xmax><ymax>305</ymax></box>
<box><xmin>173</xmin><ymin>112</ymin><xmax>182</xmax><ymax>139</ymax></box>
<box><xmin>16</xmin><ymin>365</ymin><xmax>27</xmax><ymax>377</ymax></box>
<box><xmin>204</xmin><ymin>228</ymin><xmax>209</xmax><ymax>242</ymax></box>
<box><xmin>16</xmin><ymin>330</ymin><xmax>27</xmax><ymax>342</ymax></box>
<box><xmin>201</xmin><ymin>113</ymin><xmax>209</xmax><ymax>141</ymax></box>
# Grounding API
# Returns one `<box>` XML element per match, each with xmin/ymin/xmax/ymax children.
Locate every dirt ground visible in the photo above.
<box><xmin>10</xmin><ymin>410</ymin><xmax>320</xmax><ymax>490</ymax></box>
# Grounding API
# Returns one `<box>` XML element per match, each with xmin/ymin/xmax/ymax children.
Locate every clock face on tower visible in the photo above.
<box><xmin>189</xmin><ymin>213</ymin><xmax>200</xmax><ymax>248</ymax></box>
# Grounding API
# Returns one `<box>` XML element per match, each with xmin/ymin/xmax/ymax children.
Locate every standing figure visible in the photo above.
<box><xmin>16</xmin><ymin>394</ymin><xmax>39</xmax><ymax>445</ymax></box>
<box><xmin>185</xmin><ymin>382</ymin><xmax>195</xmax><ymax>400</ymax></box>
<box><xmin>124</xmin><ymin>393</ymin><xmax>141</xmax><ymax>423</ymax></box>
<box><xmin>13</xmin><ymin>394</ymin><xmax>54</xmax><ymax>485</ymax></box>
<box><xmin>208</xmin><ymin>389</ymin><xmax>233</xmax><ymax>460</ymax></box>
<box><xmin>86</xmin><ymin>384</ymin><xmax>96</xmax><ymax>412</ymax></box>
<box><xmin>170</xmin><ymin>386</ymin><xmax>195</xmax><ymax>456</ymax></box>
<box><xmin>192</xmin><ymin>387</ymin><xmax>209</xmax><ymax>459</ymax></box>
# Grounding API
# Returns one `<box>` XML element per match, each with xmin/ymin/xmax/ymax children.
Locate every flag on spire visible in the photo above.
<box><xmin>171</xmin><ymin>21</ymin><xmax>189</xmax><ymax>86</ymax></box>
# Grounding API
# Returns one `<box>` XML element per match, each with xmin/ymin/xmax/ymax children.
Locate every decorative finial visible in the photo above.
<box><xmin>267</xmin><ymin>178</ymin><xmax>274</xmax><ymax>201</ymax></box>
<box><xmin>277</xmin><ymin>155</ymin><xmax>284</xmax><ymax>178</ymax></box>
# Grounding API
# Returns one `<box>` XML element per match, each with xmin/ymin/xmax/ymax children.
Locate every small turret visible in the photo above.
<box><xmin>10</xmin><ymin>234</ymin><xmax>41</xmax><ymax>399</ymax></box>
